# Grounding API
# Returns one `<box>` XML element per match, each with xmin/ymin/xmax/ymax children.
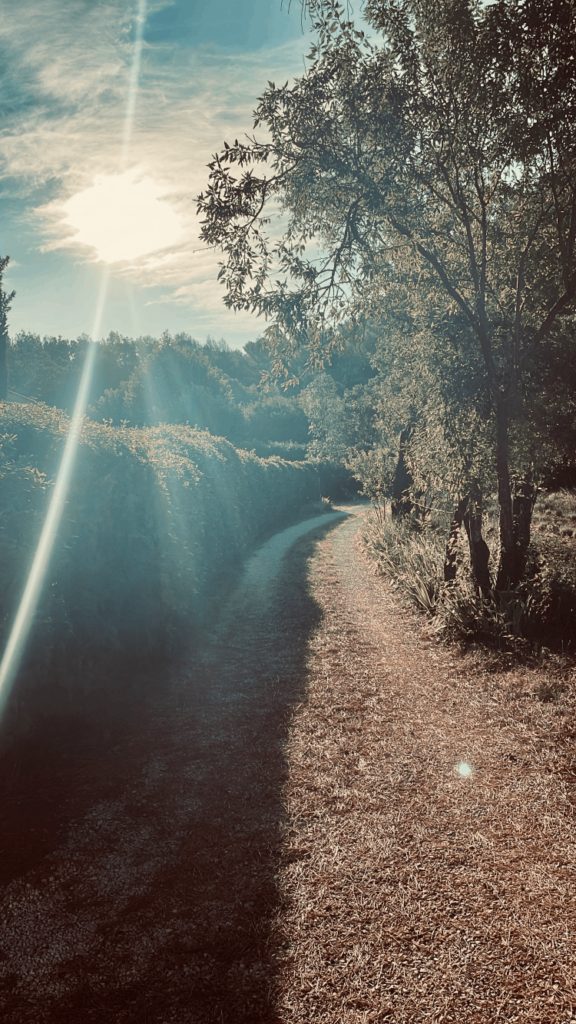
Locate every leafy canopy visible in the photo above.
<box><xmin>198</xmin><ymin>0</ymin><xmax>576</xmax><ymax>400</ymax></box>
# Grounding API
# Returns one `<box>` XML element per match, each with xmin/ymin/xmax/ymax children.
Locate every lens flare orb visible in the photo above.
<box><xmin>457</xmin><ymin>761</ymin><xmax>473</xmax><ymax>777</ymax></box>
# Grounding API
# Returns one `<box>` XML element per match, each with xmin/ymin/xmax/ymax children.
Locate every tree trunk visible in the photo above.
<box><xmin>495</xmin><ymin>399</ymin><xmax>536</xmax><ymax>590</ymax></box>
<box><xmin>512</xmin><ymin>477</ymin><xmax>538</xmax><ymax>579</ymax></box>
<box><xmin>495</xmin><ymin>399</ymin><xmax>518</xmax><ymax>589</ymax></box>
<box><xmin>391</xmin><ymin>427</ymin><xmax>413</xmax><ymax>518</ymax></box>
<box><xmin>463</xmin><ymin>483</ymin><xmax>491</xmax><ymax>595</ymax></box>
<box><xmin>444</xmin><ymin>495</ymin><xmax>468</xmax><ymax>582</ymax></box>
<box><xmin>0</xmin><ymin>331</ymin><xmax>7</xmax><ymax>402</ymax></box>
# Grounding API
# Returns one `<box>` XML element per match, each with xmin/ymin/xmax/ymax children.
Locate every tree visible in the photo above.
<box><xmin>0</xmin><ymin>256</ymin><xmax>16</xmax><ymax>402</ymax></box>
<box><xmin>299</xmin><ymin>373</ymin><xmax>348</xmax><ymax>461</ymax></box>
<box><xmin>198</xmin><ymin>0</ymin><xmax>576</xmax><ymax>590</ymax></box>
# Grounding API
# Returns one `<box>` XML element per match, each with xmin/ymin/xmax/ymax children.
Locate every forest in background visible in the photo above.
<box><xmin>6</xmin><ymin>327</ymin><xmax>376</xmax><ymax>465</ymax></box>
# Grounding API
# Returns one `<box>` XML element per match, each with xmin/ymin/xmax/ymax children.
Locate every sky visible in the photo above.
<box><xmin>0</xmin><ymin>0</ymin><xmax>316</xmax><ymax>348</ymax></box>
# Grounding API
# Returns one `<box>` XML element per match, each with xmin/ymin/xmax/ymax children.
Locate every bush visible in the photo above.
<box><xmin>238</xmin><ymin>394</ymin><xmax>310</xmax><ymax>445</ymax></box>
<box><xmin>0</xmin><ymin>404</ymin><xmax>322</xmax><ymax>747</ymax></box>
<box><xmin>363</xmin><ymin>492</ymin><xmax>576</xmax><ymax>655</ymax></box>
<box><xmin>363</xmin><ymin>511</ymin><xmax>444</xmax><ymax>616</ymax></box>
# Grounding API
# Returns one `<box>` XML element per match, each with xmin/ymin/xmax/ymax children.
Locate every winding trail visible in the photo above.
<box><xmin>275</xmin><ymin>513</ymin><xmax>576</xmax><ymax>1024</ymax></box>
<box><xmin>1</xmin><ymin>507</ymin><xmax>575</xmax><ymax>1023</ymax></box>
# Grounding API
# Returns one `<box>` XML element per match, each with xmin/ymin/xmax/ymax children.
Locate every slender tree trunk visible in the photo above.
<box><xmin>444</xmin><ymin>495</ymin><xmax>468</xmax><ymax>582</ymax></box>
<box><xmin>463</xmin><ymin>482</ymin><xmax>491</xmax><ymax>595</ymax></box>
<box><xmin>495</xmin><ymin>398</ymin><xmax>518</xmax><ymax>590</ymax></box>
<box><xmin>0</xmin><ymin>331</ymin><xmax>7</xmax><ymax>402</ymax></box>
<box><xmin>512</xmin><ymin>477</ymin><xmax>538</xmax><ymax>579</ymax></box>
<box><xmin>494</xmin><ymin>399</ymin><xmax>536</xmax><ymax>589</ymax></box>
<box><xmin>391</xmin><ymin>427</ymin><xmax>413</xmax><ymax>518</ymax></box>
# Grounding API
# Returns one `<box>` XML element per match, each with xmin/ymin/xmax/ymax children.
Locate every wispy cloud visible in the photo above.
<box><xmin>1</xmin><ymin>0</ymin><xmax>311</xmax><ymax>338</ymax></box>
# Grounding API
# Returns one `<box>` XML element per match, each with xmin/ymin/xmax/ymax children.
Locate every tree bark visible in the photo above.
<box><xmin>495</xmin><ymin>399</ymin><xmax>537</xmax><ymax>590</ymax></box>
<box><xmin>391</xmin><ymin>427</ymin><xmax>413</xmax><ymax>518</ymax></box>
<box><xmin>512</xmin><ymin>477</ymin><xmax>538</xmax><ymax>580</ymax></box>
<box><xmin>495</xmin><ymin>398</ymin><xmax>518</xmax><ymax>590</ymax></box>
<box><xmin>444</xmin><ymin>495</ymin><xmax>468</xmax><ymax>582</ymax></box>
<box><xmin>463</xmin><ymin>484</ymin><xmax>491</xmax><ymax>595</ymax></box>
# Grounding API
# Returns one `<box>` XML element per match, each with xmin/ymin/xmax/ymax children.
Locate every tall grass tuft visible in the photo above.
<box><xmin>363</xmin><ymin>494</ymin><xmax>576</xmax><ymax>656</ymax></box>
<box><xmin>364</xmin><ymin>514</ymin><xmax>443</xmax><ymax>615</ymax></box>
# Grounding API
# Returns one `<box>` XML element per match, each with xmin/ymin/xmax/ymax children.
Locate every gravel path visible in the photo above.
<box><xmin>1</xmin><ymin>507</ymin><xmax>575</xmax><ymax>1023</ymax></box>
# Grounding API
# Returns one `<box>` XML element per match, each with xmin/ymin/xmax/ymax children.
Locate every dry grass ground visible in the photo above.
<box><xmin>273</xmin><ymin>512</ymin><xmax>576</xmax><ymax>1023</ymax></box>
<box><xmin>0</xmin><ymin>515</ymin><xmax>343</xmax><ymax>1024</ymax></box>
<box><xmin>1</xmin><ymin>509</ymin><xmax>575</xmax><ymax>1022</ymax></box>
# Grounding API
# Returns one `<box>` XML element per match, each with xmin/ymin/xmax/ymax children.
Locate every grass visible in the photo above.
<box><xmin>362</xmin><ymin>491</ymin><xmax>576</xmax><ymax>658</ymax></box>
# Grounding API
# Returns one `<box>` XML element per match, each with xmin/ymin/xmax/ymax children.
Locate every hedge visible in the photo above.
<box><xmin>0</xmin><ymin>404</ymin><xmax>322</xmax><ymax>746</ymax></box>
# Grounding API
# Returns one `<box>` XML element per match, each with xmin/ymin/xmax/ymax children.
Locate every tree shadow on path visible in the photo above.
<box><xmin>0</xmin><ymin>514</ymin><xmax>348</xmax><ymax>1024</ymax></box>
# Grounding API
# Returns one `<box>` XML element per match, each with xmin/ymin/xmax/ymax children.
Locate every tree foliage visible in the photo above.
<box><xmin>0</xmin><ymin>256</ymin><xmax>16</xmax><ymax>403</ymax></box>
<box><xmin>198</xmin><ymin>0</ymin><xmax>576</xmax><ymax>589</ymax></box>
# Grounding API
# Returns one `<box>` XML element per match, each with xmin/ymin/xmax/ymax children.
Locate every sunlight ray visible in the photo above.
<box><xmin>0</xmin><ymin>2</ymin><xmax>149</xmax><ymax>719</ymax></box>
<box><xmin>0</xmin><ymin>274</ymin><xmax>110</xmax><ymax>714</ymax></box>
<box><xmin>121</xmin><ymin>0</ymin><xmax>147</xmax><ymax>170</ymax></box>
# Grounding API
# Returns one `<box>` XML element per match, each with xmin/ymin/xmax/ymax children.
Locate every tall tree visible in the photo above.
<box><xmin>0</xmin><ymin>256</ymin><xmax>16</xmax><ymax>403</ymax></box>
<box><xmin>198</xmin><ymin>0</ymin><xmax>576</xmax><ymax>590</ymax></box>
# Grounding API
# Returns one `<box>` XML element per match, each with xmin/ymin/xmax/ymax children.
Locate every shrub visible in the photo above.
<box><xmin>0</xmin><ymin>404</ymin><xmax>322</xmax><ymax>747</ymax></box>
<box><xmin>363</xmin><ymin>492</ymin><xmax>576</xmax><ymax>655</ymax></box>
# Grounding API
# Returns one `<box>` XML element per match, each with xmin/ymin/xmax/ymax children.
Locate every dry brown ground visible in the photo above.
<box><xmin>272</xmin><ymin>511</ymin><xmax>576</xmax><ymax>1024</ymax></box>
<box><xmin>0</xmin><ymin>514</ymin><xmax>342</xmax><ymax>1024</ymax></box>
<box><xmin>1</xmin><ymin>508</ymin><xmax>575</xmax><ymax>1023</ymax></box>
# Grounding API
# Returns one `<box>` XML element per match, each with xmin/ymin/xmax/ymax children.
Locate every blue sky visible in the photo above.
<box><xmin>0</xmin><ymin>0</ymin><xmax>314</xmax><ymax>348</ymax></box>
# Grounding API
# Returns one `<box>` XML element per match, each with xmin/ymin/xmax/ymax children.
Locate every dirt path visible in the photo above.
<box><xmin>1</xmin><ymin>509</ymin><xmax>575</xmax><ymax>1023</ymax></box>
<box><xmin>274</xmin><ymin>512</ymin><xmax>576</xmax><ymax>1024</ymax></box>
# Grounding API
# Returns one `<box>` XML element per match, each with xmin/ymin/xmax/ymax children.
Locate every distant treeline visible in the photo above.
<box><xmin>7</xmin><ymin>330</ymin><xmax>376</xmax><ymax>458</ymax></box>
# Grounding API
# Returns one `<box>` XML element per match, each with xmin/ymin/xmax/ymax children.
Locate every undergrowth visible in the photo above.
<box><xmin>363</xmin><ymin>492</ymin><xmax>576</xmax><ymax>658</ymax></box>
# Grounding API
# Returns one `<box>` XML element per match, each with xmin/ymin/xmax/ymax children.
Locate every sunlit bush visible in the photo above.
<box><xmin>0</xmin><ymin>404</ymin><xmax>321</xmax><ymax>746</ymax></box>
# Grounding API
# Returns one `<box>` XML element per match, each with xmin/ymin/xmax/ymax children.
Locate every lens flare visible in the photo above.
<box><xmin>121</xmin><ymin>0</ymin><xmax>147</xmax><ymax>170</ymax></box>
<box><xmin>0</xmin><ymin>275</ymin><xmax>110</xmax><ymax>715</ymax></box>
<box><xmin>0</xmin><ymin>2</ymin><xmax>149</xmax><ymax>719</ymax></box>
<box><xmin>457</xmin><ymin>761</ymin><xmax>473</xmax><ymax>777</ymax></box>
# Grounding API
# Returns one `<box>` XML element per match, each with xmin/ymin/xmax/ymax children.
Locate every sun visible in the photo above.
<box><xmin>63</xmin><ymin>170</ymin><xmax>182</xmax><ymax>263</ymax></box>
